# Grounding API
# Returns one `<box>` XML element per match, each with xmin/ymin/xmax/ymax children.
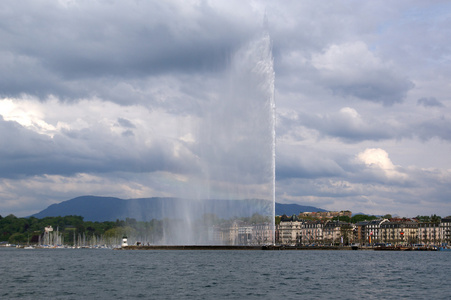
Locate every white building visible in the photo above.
<box><xmin>278</xmin><ymin>215</ymin><xmax>303</xmax><ymax>245</ymax></box>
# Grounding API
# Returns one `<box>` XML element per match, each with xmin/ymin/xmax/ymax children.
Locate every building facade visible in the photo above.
<box><xmin>440</xmin><ymin>218</ymin><xmax>451</xmax><ymax>245</ymax></box>
<box><xmin>365</xmin><ymin>219</ymin><xmax>388</xmax><ymax>244</ymax></box>
<box><xmin>323</xmin><ymin>221</ymin><xmax>354</xmax><ymax>245</ymax></box>
<box><xmin>278</xmin><ymin>215</ymin><xmax>303</xmax><ymax>245</ymax></box>
<box><xmin>380</xmin><ymin>220</ymin><xmax>418</xmax><ymax>245</ymax></box>
<box><xmin>418</xmin><ymin>222</ymin><xmax>441</xmax><ymax>245</ymax></box>
<box><xmin>300</xmin><ymin>220</ymin><xmax>324</xmax><ymax>245</ymax></box>
<box><xmin>276</xmin><ymin>214</ymin><xmax>451</xmax><ymax>246</ymax></box>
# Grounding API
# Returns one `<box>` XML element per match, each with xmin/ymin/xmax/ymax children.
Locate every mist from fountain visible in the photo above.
<box><xmin>126</xmin><ymin>26</ymin><xmax>275</xmax><ymax>246</ymax></box>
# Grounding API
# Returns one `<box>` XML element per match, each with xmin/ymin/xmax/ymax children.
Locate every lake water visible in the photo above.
<box><xmin>1</xmin><ymin>248</ymin><xmax>450</xmax><ymax>299</ymax></box>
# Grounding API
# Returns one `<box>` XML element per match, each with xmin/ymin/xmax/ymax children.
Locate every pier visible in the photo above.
<box><xmin>116</xmin><ymin>245</ymin><xmax>356</xmax><ymax>251</ymax></box>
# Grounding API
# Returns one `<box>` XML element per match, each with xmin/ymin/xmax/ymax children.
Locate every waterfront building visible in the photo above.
<box><xmin>252</xmin><ymin>223</ymin><xmax>273</xmax><ymax>245</ymax></box>
<box><xmin>323</xmin><ymin>221</ymin><xmax>354</xmax><ymax>245</ymax></box>
<box><xmin>418</xmin><ymin>222</ymin><xmax>441</xmax><ymax>245</ymax></box>
<box><xmin>380</xmin><ymin>219</ymin><xmax>418</xmax><ymax>245</ymax></box>
<box><xmin>354</xmin><ymin>221</ymin><xmax>369</xmax><ymax>244</ymax></box>
<box><xmin>237</xmin><ymin>226</ymin><xmax>253</xmax><ymax>245</ymax></box>
<box><xmin>440</xmin><ymin>217</ymin><xmax>451</xmax><ymax>245</ymax></box>
<box><xmin>278</xmin><ymin>215</ymin><xmax>303</xmax><ymax>245</ymax></box>
<box><xmin>300</xmin><ymin>220</ymin><xmax>324</xmax><ymax>245</ymax></box>
<box><xmin>213</xmin><ymin>221</ymin><xmax>239</xmax><ymax>245</ymax></box>
<box><xmin>365</xmin><ymin>219</ymin><xmax>388</xmax><ymax>244</ymax></box>
<box><xmin>213</xmin><ymin>221</ymin><xmax>273</xmax><ymax>245</ymax></box>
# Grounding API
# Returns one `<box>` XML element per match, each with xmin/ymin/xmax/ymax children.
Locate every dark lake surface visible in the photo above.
<box><xmin>1</xmin><ymin>248</ymin><xmax>450</xmax><ymax>299</ymax></box>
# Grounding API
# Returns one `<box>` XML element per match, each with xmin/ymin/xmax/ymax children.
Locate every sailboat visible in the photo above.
<box><xmin>24</xmin><ymin>234</ymin><xmax>34</xmax><ymax>249</ymax></box>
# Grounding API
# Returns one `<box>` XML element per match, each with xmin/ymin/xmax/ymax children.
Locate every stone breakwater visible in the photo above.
<box><xmin>115</xmin><ymin>245</ymin><xmax>356</xmax><ymax>251</ymax></box>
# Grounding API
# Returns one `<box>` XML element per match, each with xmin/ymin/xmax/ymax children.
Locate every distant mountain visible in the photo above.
<box><xmin>275</xmin><ymin>203</ymin><xmax>327</xmax><ymax>216</ymax></box>
<box><xmin>32</xmin><ymin>196</ymin><xmax>129</xmax><ymax>222</ymax></box>
<box><xmin>31</xmin><ymin>196</ymin><xmax>326</xmax><ymax>222</ymax></box>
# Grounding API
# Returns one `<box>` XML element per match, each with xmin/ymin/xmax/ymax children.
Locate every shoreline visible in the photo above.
<box><xmin>116</xmin><ymin>245</ymin><xmax>359</xmax><ymax>251</ymax></box>
<box><xmin>116</xmin><ymin>245</ymin><xmax>442</xmax><ymax>251</ymax></box>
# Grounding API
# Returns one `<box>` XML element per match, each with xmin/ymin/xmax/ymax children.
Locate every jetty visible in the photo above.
<box><xmin>116</xmin><ymin>245</ymin><xmax>355</xmax><ymax>251</ymax></box>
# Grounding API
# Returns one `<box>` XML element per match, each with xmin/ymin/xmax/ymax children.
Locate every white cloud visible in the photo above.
<box><xmin>0</xmin><ymin>97</ymin><xmax>57</xmax><ymax>136</ymax></box>
<box><xmin>357</xmin><ymin>148</ymin><xmax>407</xmax><ymax>181</ymax></box>
<box><xmin>312</xmin><ymin>42</ymin><xmax>381</xmax><ymax>72</ymax></box>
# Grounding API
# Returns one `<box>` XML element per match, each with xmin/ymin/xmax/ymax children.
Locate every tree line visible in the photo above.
<box><xmin>275</xmin><ymin>213</ymin><xmax>444</xmax><ymax>225</ymax></box>
<box><xmin>0</xmin><ymin>213</ymin><xmax>270</xmax><ymax>245</ymax></box>
<box><xmin>0</xmin><ymin>214</ymin><xmax>153</xmax><ymax>245</ymax></box>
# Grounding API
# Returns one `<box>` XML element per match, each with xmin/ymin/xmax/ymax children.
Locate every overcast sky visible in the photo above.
<box><xmin>1</xmin><ymin>0</ymin><xmax>450</xmax><ymax>218</ymax></box>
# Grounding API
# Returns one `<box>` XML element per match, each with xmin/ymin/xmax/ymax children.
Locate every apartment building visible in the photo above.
<box><xmin>440</xmin><ymin>218</ymin><xmax>451</xmax><ymax>244</ymax></box>
<box><xmin>300</xmin><ymin>220</ymin><xmax>324</xmax><ymax>245</ymax></box>
<box><xmin>278</xmin><ymin>215</ymin><xmax>303</xmax><ymax>245</ymax></box>
<box><xmin>418</xmin><ymin>222</ymin><xmax>441</xmax><ymax>245</ymax></box>
<box><xmin>365</xmin><ymin>219</ymin><xmax>388</xmax><ymax>244</ymax></box>
<box><xmin>323</xmin><ymin>221</ymin><xmax>354</xmax><ymax>245</ymax></box>
<box><xmin>380</xmin><ymin>220</ymin><xmax>418</xmax><ymax>245</ymax></box>
<box><xmin>354</xmin><ymin>221</ymin><xmax>369</xmax><ymax>244</ymax></box>
<box><xmin>252</xmin><ymin>223</ymin><xmax>274</xmax><ymax>245</ymax></box>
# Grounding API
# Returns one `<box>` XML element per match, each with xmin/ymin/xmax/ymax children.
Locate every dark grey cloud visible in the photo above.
<box><xmin>121</xmin><ymin>130</ymin><xmax>134</xmax><ymax>137</ymax></box>
<box><xmin>417</xmin><ymin>97</ymin><xmax>444</xmax><ymax>108</ymax></box>
<box><xmin>0</xmin><ymin>116</ymin><xmax>199</xmax><ymax>179</ymax></box>
<box><xmin>279</xmin><ymin>103</ymin><xmax>451</xmax><ymax>146</ymax></box>
<box><xmin>326</xmin><ymin>75</ymin><xmax>414</xmax><ymax>106</ymax></box>
<box><xmin>117</xmin><ymin>118</ymin><xmax>136</xmax><ymax>129</ymax></box>
<box><xmin>311</xmin><ymin>42</ymin><xmax>414</xmax><ymax>106</ymax></box>
<box><xmin>0</xmin><ymin>1</ymin><xmax>259</xmax><ymax>101</ymax></box>
<box><xmin>276</xmin><ymin>152</ymin><xmax>345</xmax><ymax>180</ymax></box>
<box><xmin>414</xmin><ymin>117</ymin><xmax>451</xmax><ymax>141</ymax></box>
<box><xmin>277</xmin><ymin>108</ymin><xmax>396</xmax><ymax>144</ymax></box>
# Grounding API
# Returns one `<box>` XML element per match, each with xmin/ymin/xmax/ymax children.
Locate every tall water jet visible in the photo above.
<box><xmin>196</xmin><ymin>27</ymin><xmax>276</xmax><ymax>245</ymax></box>
<box><xmin>127</xmin><ymin>25</ymin><xmax>275</xmax><ymax>246</ymax></box>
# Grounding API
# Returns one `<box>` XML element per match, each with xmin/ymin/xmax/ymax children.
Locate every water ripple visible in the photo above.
<box><xmin>1</xmin><ymin>248</ymin><xmax>451</xmax><ymax>299</ymax></box>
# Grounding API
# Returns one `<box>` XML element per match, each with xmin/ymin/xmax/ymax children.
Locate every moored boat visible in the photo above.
<box><xmin>351</xmin><ymin>243</ymin><xmax>360</xmax><ymax>250</ymax></box>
